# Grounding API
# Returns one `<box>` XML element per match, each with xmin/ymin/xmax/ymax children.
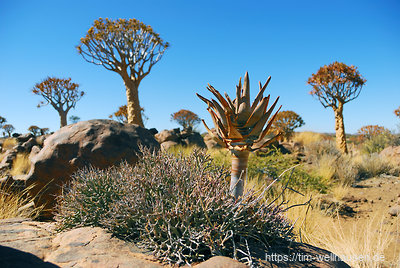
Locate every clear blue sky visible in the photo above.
<box><xmin>1</xmin><ymin>0</ymin><xmax>399</xmax><ymax>135</ymax></box>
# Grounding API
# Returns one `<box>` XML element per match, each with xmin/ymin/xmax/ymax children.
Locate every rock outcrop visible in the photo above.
<box><xmin>0</xmin><ymin>218</ymin><xmax>350</xmax><ymax>268</ymax></box>
<box><xmin>25</xmin><ymin>120</ymin><xmax>160</xmax><ymax>217</ymax></box>
<box><xmin>380</xmin><ymin>145</ymin><xmax>400</xmax><ymax>165</ymax></box>
<box><xmin>155</xmin><ymin>127</ymin><xmax>206</xmax><ymax>150</ymax></box>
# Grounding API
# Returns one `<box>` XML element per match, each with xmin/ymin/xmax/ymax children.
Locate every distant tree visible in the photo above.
<box><xmin>357</xmin><ymin>125</ymin><xmax>389</xmax><ymax>141</ymax></box>
<box><xmin>77</xmin><ymin>18</ymin><xmax>169</xmax><ymax>127</ymax></box>
<box><xmin>109</xmin><ymin>105</ymin><xmax>148</xmax><ymax>125</ymax></box>
<box><xmin>2</xmin><ymin>124</ymin><xmax>15</xmax><ymax>137</ymax></box>
<box><xmin>171</xmin><ymin>109</ymin><xmax>201</xmax><ymax>129</ymax></box>
<box><xmin>0</xmin><ymin>116</ymin><xmax>6</xmax><ymax>128</ymax></box>
<box><xmin>40</xmin><ymin>128</ymin><xmax>50</xmax><ymax>135</ymax></box>
<box><xmin>109</xmin><ymin>105</ymin><xmax>128</xmax><ymax>123</ymax></box>
<box><xmin>69</xmin><ymin>115</ymin><xmax>81</xmax><ymax>124</ymax></box>
<box><xmin>308</xmin><ymin>62</ymin><xmax>366</xmax><ymax>154</ymax></box>
<box><xmin>32</xmin><ymin>77</ymin><xmax>85</xmax><ymax>128</ymax></box>
<box><xmin>271</xmin><ymin>110</ymin><xmax>305</xmax><ymax>141</ymax></box>
<box><xmin>28</xmin><ymin>125</ymin><xmax>41</xmax><ymax>136</ymax></box>
<box><xmin>394</xmin><ymin>106</ymin><xmax>400</xmax><ymax>119</ymax></box>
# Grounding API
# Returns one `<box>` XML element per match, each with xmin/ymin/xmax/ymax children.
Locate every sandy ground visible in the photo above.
<box><xmin>339</xmin><ymin>175</ymin><xmax>400</xmax><ymax>266</ymax></box>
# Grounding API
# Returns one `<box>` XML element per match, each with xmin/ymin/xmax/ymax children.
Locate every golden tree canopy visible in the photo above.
<box><xmin>109</xmin><ymin>105</ymin><xmax>147</xmax><ymax>124</ymax></box>
<box><xmin>109</xmin><ymin>105</ymin><xmax>128</xmax><ymax>123</ymax></box>
<box><xmin>357</xmin><ymin>125</ymin><xmax>389</xmax><ymax>141</ymax></box>
<box><xmin>2</xmin><ymin>124</ymin><xmax>15</xmax><ymax>137</ymax></box>
<box><xmin>394</xmin><ymin>106</ymin><xmax>400</xmax><ymax>118</ymax></box>
<box><xmin>308</xmin><ymin>61</ymin><xmax>366</xmax><ymax>108</ymax></box>
<box><xmin>170</xmin><ymin>109</ymin><xmax>201</xmax><ymax>129</ymax></box>
<box><xmin>77</xmin><ymin>18</ymin><xmax>169</xmax><ymax>79</ymax></box>
<box><xmin>28</xmin><ymin>125</ymin><xmax>41</xmax><ymax>136</ymax></box>
<box><xmin>271</xmin><ymin>110</ymin><xmax>304</xmax><ymax>140</ymax></box>
<box><xmin>32</xmin><ymin>77</ymin><xmax>84</xmax><ymax>111</ymax></box>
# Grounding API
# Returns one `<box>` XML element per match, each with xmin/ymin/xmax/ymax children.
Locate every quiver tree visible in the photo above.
<box><xmin>170</xmin><ymin>109</ymin><xmax>201</xmax><ymax>129</ymax></box>
<box><xmin>2</xmin><ymin>124</ymin><xmax>15</xmax><ymax>137</ymax></box>
<box><xmin>308</xmin><ymin>62</ymin><xmax>366</xmax><ymax>154</ymax></box>
<box><xmin>271</xmin><ymin>110</ymin><xmax>305</xmax><ymax>141</ymax></box>
<box><xmin>32</xmin><ymin>77</ymin><xmax>85</xmax><ymax>128</ymax></box>
<box><xmin>77</xmin><ymin>18</ymin><xmax>169</xmax><ymax>126</ymax></box>
<box><xmin>69</xmin><ymin>115</ymin><xmax>80</xmax><ymax>124</ymax></box>
<box><xmin>28</xmin><ymin>125</ymin><xmax>41</xmax><ymax>136</ymax></box>
<box><xmin>357</xmin><ymin>125</ymin><xmax>388</xmax><ymax>141</ymax></box>
<box><xmin>197</xmin><ymin>72</ymin><xmax>281</xmax><ymax>199</ymax></box>
<box><xmin>394</xmin><ymin>107</ymin><xmax>400</xmax><ymax>119</ymax></box>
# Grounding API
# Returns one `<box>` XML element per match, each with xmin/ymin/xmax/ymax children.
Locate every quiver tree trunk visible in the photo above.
<box><xmin>59</xmin><ymin>111</ymin><xmax>67</xmax><ymax>128</ymax></box>
<box><xmin>123</xmin><ymin>76</ymin><xmax>144</xmax><ymax>127</ymax></box>
<box><xmin>334</xmin><ymin>102</ymin><xmax>348</xmax><ymax>154</ymax></box>
<box><xmin>230</xmin><ymin>150</ymin><xmax>250</xmax><ymax>199</ymax></box>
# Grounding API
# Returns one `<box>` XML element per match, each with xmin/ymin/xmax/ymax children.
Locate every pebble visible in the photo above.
<box><xmin>388</xmin><ymin>205</ymin><xmax>400</xmax><ymax>217</ymax></box>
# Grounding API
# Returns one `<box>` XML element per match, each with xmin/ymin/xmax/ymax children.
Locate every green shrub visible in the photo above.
<box><xmin>56</xmin><ymin>149</ymin><xmax>294</xmax><ymax>265</ymax></box>
<box><xmin>361</xmin><ymin>132</ymin><xmax>400</xmax><ymax>154</ymax></box>
<box><xmin>248</xmin><ymin>148</ymin><xmax>328</xmax><ymax>192</ymax></box>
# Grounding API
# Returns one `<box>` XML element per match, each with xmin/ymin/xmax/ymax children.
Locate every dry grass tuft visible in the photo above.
<box><xmin>10</xmin><ymin>153</ymin><xmax>31</xmax><ymax>176</ymax></box>
<box><xmin>0</xmin><ymin>183</ymin><xmax>42</xmax><ymax>219</ymax></box>
<box><xmin>303</xmin><ymin>213</ymin><xmax>396</xmax><ymax>268</ymax></box>
<box><xmin>293</xmin><ymin>131</ymin><xmax>330</xmax><ymax>146</ymax></box>
<box><xmin>276</xmin><ymin>189</ymin><xmax>397</xmax><ymax>268</ymax></box>
<box><xmin>1</xmin><ymin>138</ymin><xmax>17</xmax><ymax>151</ymax></box>
<box><xmin>330</xmin><ymin>183</ymin><xmax>350</xmax><ymax>201</ymax></box>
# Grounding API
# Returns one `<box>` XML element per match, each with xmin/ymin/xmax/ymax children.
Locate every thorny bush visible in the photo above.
<box><xmin>56</xmin><ymin>148</ymin><xmax>294</xmax><ymax>265</ymax></box>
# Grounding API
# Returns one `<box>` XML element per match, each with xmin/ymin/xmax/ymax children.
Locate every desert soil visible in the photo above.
<box><xmin>339</xmin><ymin>175</ymin><xmax>400</xmax><ymax>265</ymax></box>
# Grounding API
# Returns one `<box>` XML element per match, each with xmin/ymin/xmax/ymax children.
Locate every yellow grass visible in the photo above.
<box><xmin>1</xmin><ymin>138</ymin><xmax>17</xmax><ymax>151</ymax></box>
<box><xmin>330</xmin><ymin>183</ymin><xmax>350</xmax><ymax>201</ymax></box>
<box><xmin>0</xmin><ymin>183</ymin><xmax>42</xmax><ymax>219</ymax></box>
<box><xmin>293</xmin><ymin>131</ymin><xmax>328</xmax><ymax>146</ymax></box>
<box><xmin>10</xmin><ymin>153</ymin><xmax>31</xmax><ymax>176</ymax></box>
<box><xmin>304</xmin><ymin>214</ymin><xmax>396</xmax><ymax>268</ymax></box>
<box><xmin>314</xmin><ymin>153</ymin><xmax>336</xmax><ymax>182</ymax></box>
<box><xmin>276</xmin><ymin>190</ymin><xmax>398</xmax><ymax>268</ymax></box>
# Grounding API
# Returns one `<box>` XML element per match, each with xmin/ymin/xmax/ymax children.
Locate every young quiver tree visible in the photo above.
<box><xmin>197</xmin><ymin>72</ymin><xmax>281</xmax><ymax>198</ymax></box>
<box><xmin>32</xmin><ymin>77</ymin><xmax>85</xmax><ymax>128</ymax></box>
<box><xmin>271</xmin><ymin>110</ymin><xmax>305</xmax><ymax>141</ymax></box>
<box><xmin>357</xmin><ymin>125</ymin><xmax>389</xmax><ymax>143</ymax></box>
<box><xmin>77</xmin><ymin>18</ymin><xmax>169</xmax><ymax>126</ymax></box>
<box><xmin>308</xmin><ymin>62</ymin><xmax>366</xmax><ymax>154</ymax></box>
<box><xmin>28</xmin><ymin>125</ymin><xmax>41</xmax><ymax>136</ymax></box>
<box><xmin>2</xmin><ymin>124</ymin><xmax>15</xmax><ymax>137</ymax></box>
<box><xmin>69</xmin><ymin>115</ymin><xmax>81</xmax><ymax>124</ymax></box>
<box><xmin>109</xmin><ymin>105</ymin><xmax>148</xmax><ymax>125</ymax></box>
<box><xmin>170</xmin><ymin>109</ymin><xmax>201</xmax><ymax>129</ymax></box>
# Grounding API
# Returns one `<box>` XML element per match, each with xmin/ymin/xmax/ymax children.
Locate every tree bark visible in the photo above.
<box><xmin>123</xmin><ymin>77</ymin><xmax>144</xmax><ymax>127</ymax></box>
<box><xmin>59</xmin><ymin>111</ymin><xmax>67</xmax><ymax>128</ymax></box>
<box><xmin>333</xmin><ymin>102</ymin><xmax>348</xmax><ymax>154</ymax></box>
<box><xmin>230</xmin><ymin>150</ymin><xmax>249</xmax><ymax>199</ymax></box>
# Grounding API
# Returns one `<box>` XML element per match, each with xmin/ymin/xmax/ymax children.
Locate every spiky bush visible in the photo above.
<box><xmin>56</xmin><ymin>149</ymin><xmax>294</xmax><ymax>265</ymax></box>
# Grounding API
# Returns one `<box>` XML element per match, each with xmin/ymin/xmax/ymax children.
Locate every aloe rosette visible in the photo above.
<box><xmin>197</xmin><ymin>72</ymin><xmax>282</xmax><ymax>198</ymax></box>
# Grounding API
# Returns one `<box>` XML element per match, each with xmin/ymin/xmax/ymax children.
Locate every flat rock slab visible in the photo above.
<box><xmin>0</xmin><ymin>218</ymin><xmax>163</xmax><ymax>268</ymax></box>
<box><xmin>0</xmin><ymin>218</ymin><xmax>350</xmax><ymax>267</ymax></box>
